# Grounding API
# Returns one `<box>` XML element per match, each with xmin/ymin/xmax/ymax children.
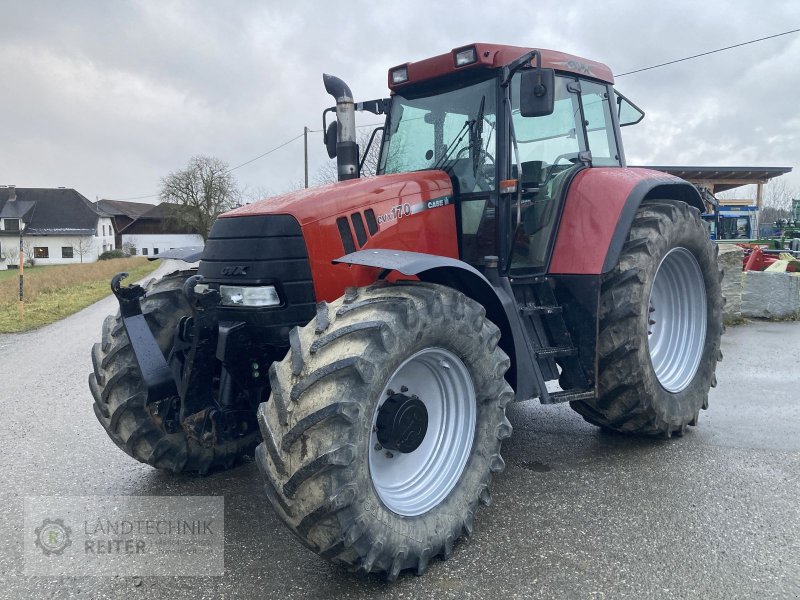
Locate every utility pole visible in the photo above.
<box><xmin>18</xmin><ymin>225</ymin><xmax>24</xmax><ymax>320</ymax></box>
<box><xmin>303</xmin><ymin>126</ymin><xmax>309</xmax><ymax>189</ymax></box>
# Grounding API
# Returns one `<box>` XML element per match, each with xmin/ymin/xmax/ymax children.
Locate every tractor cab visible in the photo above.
<box><xmin>330</xmin><ymin>44</ymin><xmax>645</xmax><ymax>274</ymax></box>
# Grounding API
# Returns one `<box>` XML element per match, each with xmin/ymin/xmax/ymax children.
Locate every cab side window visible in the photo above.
<box><xmin>580</xmin><ymin>81</ymin><xmax>620</xmax><ymax>166</ymax></box>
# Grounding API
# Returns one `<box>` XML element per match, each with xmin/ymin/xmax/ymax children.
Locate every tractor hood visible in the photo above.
<box><xmin>221</xmin><ymin>170</ymin><xmax>453</xmax><ymax>225</ymax></box>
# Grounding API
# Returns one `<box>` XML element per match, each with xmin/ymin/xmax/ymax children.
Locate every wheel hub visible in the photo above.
<box><xmin>368</xmin><ymin>347</ymin><xmax>476</xmax><ymax>517</ymax></box>
<box><xmin>376</xmin><ymin>393</ymin><xmax>428</xmax><ymax>453</ymax></box>
<box><xmin>647</xmin><ymin>246</ymin><xmax>707</xmax><ymax>393</ymax></box>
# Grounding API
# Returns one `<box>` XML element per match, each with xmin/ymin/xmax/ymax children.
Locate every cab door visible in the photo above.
<box><xmin>507</xmin><ymin>75</ymin><xmax>621</xmax><ymax>274</ymax></box>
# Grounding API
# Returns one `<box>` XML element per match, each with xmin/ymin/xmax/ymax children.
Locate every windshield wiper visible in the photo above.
<box><xmin>431</xmin><ymin>95</ymin><xmax>486</xmax><ymax>176</ymax></box>
<box><xmin>431</xmin><ymin>119</ymin><xmax>472</xmax><ymax>174</ymax></box>
<box><xmin>472</xmin><ymin>95</ymin><xmax>486</xmax><ymax>176</ymax></box>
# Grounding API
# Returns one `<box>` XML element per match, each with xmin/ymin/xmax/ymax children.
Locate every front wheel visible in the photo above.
<box><xmin>89</xmin><ymin>271</ymin><xmax>260</xmax><ymax>474</ymax></box>
<box><xmin>571</xmin><ymin>200</ymin><xmax>724</xmax><ymax>436</ymax></box>
<box><xmin>256</xmin><ymin>282</ymin><xmax>513</xmax><ymax>579</ymax></box>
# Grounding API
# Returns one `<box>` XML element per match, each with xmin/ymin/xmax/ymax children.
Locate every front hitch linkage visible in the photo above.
<box><xmin>111</xmin><ymin>272</ymin><xmax>178</xmax><ymax>404</ymax></box>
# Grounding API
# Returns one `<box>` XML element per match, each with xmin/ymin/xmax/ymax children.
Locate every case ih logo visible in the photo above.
<box><xmin>377</xmin><ymin>196</ymin><xmax>452</xmax><ymax>227</ymax></box>
<box><xmin>221</xmin><ymin>265</ymin><xmax>248</xmax><ymax>276</ymax></box>
<box><xmin>552</xmin><ymin>59</ymin><xmax>594</xmax><ymax>76</ymax></box>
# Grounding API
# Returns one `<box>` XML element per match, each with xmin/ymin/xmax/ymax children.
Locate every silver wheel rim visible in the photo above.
<box><xmin>647</xmin><ymin>247</ymin><xmax>707</xmax><ymax>393</ymax></box>
<box><xmin>369</xmin><ymin>347</ymin><xmax>476</xmax><ymax>517</ymax></box>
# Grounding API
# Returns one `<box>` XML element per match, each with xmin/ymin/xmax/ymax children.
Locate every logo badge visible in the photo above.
<box><xmin>221</xmin><ymin>265</ymin><xmax>248</xmax><ymax>276</ymax></box>
<box><xmin>34</xmin><ymin>518</ymin><xmax>72</xmax><ymax>556</ymax></box>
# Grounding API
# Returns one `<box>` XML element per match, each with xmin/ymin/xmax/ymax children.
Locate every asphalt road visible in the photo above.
<box><xmin>1</xmin><ymin>264</ymin><xmax>798</xmax><ymax>599</ymax></box>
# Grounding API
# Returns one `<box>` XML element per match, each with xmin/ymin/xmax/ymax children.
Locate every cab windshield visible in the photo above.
<box><xmin>378</xmin><ymin>77</ymin><xmax>497</xmax><ymax>193</ymax></box>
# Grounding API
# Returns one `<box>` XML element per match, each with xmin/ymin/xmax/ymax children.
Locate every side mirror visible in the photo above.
<box><xmin>324</xmin><ymin>121</ymin><xmax>338</xmax><ymax>159</ymax></box>
<box><xmin>520</xmin><ymin>68</ymin><xmax>555</xmax><ymax>117</ymax></box>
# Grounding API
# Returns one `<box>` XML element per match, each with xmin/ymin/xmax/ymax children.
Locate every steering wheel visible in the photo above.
<box><xmin>454</xmin><ymin>146</ymin><xmax>496</xmax><ymax>192</ymax></box>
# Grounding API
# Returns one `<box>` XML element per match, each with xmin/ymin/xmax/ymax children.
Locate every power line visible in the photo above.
<box><xmin>105</xmin><ymin>131</ymin><xmax>308</xmax><ymax>200</ymax></box>
<box><xmin>106</xmin><ymin>118</ymin><xmax>389</xmax><ymax>200</ymax></box>
<box><xmin>616</xmin><ymin>27</ymin><xmax>800</xmax><ymax>77</ymax></box>
<box><xmin>306</xmin><ymin>121</ymin><xmax>384</xmax><ymax>134</ymax></box>
<box><xmin>228</xmin><ymin>132</ymin><xmax>305</xmax><ymax>172</ymax></box>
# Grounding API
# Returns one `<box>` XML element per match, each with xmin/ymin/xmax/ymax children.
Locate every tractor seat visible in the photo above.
<box><xmin>511</xmin><ymin>160</ymin><xmax>544</xmax><ymax>188</ymax></box>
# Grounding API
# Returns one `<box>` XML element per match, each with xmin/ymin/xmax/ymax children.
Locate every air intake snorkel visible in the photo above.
<box><xmin>323</xmin><ymin>74</ymin><xmax>359</xmax><ymax>181</ymax></box>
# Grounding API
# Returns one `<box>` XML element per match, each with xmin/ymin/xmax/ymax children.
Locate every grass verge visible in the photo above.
<box><xmin>0</xmin><ymin>258</ymin><xmax>160</xmax><ymax>333</ymax></box>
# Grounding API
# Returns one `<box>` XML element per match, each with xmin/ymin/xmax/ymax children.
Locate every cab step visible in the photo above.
<box><xmin>542</xmin><ymin>389</ymin><xmax>596</xmax><ymax>405</ymax></box>
<box><xmin>520</xmin><ymin>304</ymin><xmax>562</xmax><ymax>316</ymax></box>
<box><xmin>534</xmin><ymin>346</ymin><xmax>578</xmax><ymax>359</ymax></box>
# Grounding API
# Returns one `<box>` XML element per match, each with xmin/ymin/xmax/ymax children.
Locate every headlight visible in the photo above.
<box><xmin>454</xmin><ymin>47</ymin><xmax>477</xmax><ymax>67</ymax></box>
<box><xmin>219</xmin><ymin>285</ymin><xmax>280</xmax><ymax>307</ymax></box>
<box><xmin>391</xmin><ymin>66</ymin><xmax>408</xmax><ymax>84</ymax></box>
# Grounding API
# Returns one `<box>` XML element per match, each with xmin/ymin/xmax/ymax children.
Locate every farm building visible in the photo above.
<box><xmin>0</xmin><ymin>186</ymin><xmax>114</xmax><ymax>267</ymax></box>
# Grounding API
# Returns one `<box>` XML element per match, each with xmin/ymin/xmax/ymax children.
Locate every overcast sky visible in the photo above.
<box><xmin>1</xmin><ymin>0</ymin><xmax>798</xmax><ymax>203</ymax></box>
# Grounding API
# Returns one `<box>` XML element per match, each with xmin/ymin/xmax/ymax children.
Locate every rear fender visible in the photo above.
<box><xmin>549</xmin><ymin>168</ymin><xmax>704</xmax><ymax>275</ymax></box>
<box><xmin>334</xmin><ymin>250</ymin><xmax>536</xmax><ymax>400</ymax></box>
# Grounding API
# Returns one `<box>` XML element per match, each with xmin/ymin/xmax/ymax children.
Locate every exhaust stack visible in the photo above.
<box><xmin>323</xmin><ymin>74</ymin><xmax>359</xmax><ymax>181</ymax></box>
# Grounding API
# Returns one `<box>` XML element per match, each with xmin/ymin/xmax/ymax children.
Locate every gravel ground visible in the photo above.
<box><xmin>0</xmin><ymin>263</ymin><xmax>798</xmax><ymax>598</ymax></box>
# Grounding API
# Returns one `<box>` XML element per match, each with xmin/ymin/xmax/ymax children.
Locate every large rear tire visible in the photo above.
<box><xmin>256</xmin><ymin>282</ymin><xmax>513</xmax><ymax>579</ymax></box>
<box><xmin>571</xmin><ymin>200</ymin><xmax>724</xmax><ymax>436</ymax></box>
<box><xmin>89</xmin><ymin>270</ymin><xmax>259</xmax><ymax>474</ymax></box>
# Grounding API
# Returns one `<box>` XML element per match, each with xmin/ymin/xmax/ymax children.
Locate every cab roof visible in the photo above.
<box><xmin>388</xmin><ymin>43</ymin><xmax>614</xmax><ymax>91</ymax></box>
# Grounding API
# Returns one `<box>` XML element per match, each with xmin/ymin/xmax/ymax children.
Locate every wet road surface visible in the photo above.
<box><xmin>1</xmin><ymin>267</ymin><xmax>798</xmax><ymax>598</ymax></box>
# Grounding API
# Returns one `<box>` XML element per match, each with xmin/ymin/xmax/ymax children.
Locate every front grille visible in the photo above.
<box><xmin>198</xmin><ymin>214</ymin><xmax>316</xmax><ymax>346</ymax></box>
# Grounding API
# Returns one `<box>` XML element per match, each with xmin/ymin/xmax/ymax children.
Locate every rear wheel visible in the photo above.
<box><xmin>89</xmin><ymin>270</ymin><xmax>259</xmax><ymax>474</ymax></box>
<box><xmin>571</xmin><ymin>200</ymin><xmax>724</xmax><ymax>436</ymax></box>
<box><xmin>256</xmin><ymin>282</ymin><xmax>513</xmax><ymax>579</ymax></box>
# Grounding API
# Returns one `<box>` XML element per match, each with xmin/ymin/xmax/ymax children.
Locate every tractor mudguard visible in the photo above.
<box><xmin>549</xmin><ymin>167</ymin><xmax>704</xmax><ymax>275</ymax></box>
<box><xmin>334</xmin><ymin>249</ymin><xmax>538</xmax><ymax>400</ymax></box>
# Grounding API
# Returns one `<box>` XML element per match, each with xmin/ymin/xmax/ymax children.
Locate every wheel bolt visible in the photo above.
<box><xmin>386</xmin><ymin>389</ymin><xmax>395</xmax><ymax>396</ymax></box>
<box><xmin>374</xmin><ymin>443</ymin><xmax>382</xmax><ymax>451</ymax></box>
<box><xmin>400</xmin><ymin>385</ymin><xmax>408</xmax><ymax>393</ymax></box>
<box><xmin>385</xmin><ymin>451</ymin><xmax>394</xmax><ymax>459</ymax></box>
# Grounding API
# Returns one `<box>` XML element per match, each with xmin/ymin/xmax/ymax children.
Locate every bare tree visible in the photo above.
<box><xmin>360</xmin><ymin>129</ymin><xmax>383</xmax><ymax>177</ymax></box>
<box><xmin>73</xmin><ymin>236</ymin><xmax>93</xmax><ymax>263</ymax></box>
<box><xmin>240</xmin><ymin>185</ymin><xmax>273</xmax><ymax>206</ymax></box>
<box><xmin>762</xmin><ymin>178</ymin><xmax>796</xmax><ymax>214</ymax></box>
<box><xmin>1</xmin><ymin>241</ymin><xmax>18</xmax><ymax>265</ymax></box>
<box><xmin>21</xmin><ymin>240</ymin><xmax>37</xmax><ymax>267</ymax></box>
<box><xmin>159</xmin><ymin>155</ymin><xmax>240</xmax><ymax>240</ymax></box>
<box><xmin>313</xmin><ymin>129</ymin><xmax>383</xmax><ymax>186</ymax></box>
<box><xmin>716</xmin><ymin>185</ymin><xmax>755</xmax><ymax>201</ymax></box>
<box><xmin>312</xmin><ymin>162</ymin><xmax>338</xmax><ymax>187</ymax></box>
<box><xmin>122</xmin><ymin>237</ymin><xmax>139</xmax><ymax>256</ymax></box>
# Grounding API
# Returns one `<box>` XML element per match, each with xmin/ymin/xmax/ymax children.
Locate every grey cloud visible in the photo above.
<box><xmin>0</xmin><ymin>0</ymin><xmax>797</xmax><ymax>200</ymax></box>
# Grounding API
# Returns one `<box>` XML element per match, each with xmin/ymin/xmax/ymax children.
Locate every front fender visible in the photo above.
<box><xmin>335</xmin><ymin>250</ymin><xmax>536</xmax><ymax>400</ymax></box>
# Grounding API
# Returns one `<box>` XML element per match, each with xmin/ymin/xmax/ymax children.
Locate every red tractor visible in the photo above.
<box><xmin>90</xmin><ymin>44</ymin><xmax>723</xmax><ymax>579</ymax></box>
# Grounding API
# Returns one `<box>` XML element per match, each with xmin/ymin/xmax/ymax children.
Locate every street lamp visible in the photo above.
<box><xmin>18</xmin><ymin>220</ymin><xmax>26</xmax><ymax>320</ymax></box>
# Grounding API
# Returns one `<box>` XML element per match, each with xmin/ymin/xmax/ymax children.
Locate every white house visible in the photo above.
<box><xmin>112</xmin><ymin>203</ymin><xmax>203</xmax><ymax>257</ymax></box>
<box><xmin>0</xmin><ymin>186</ymin><xmax>114</xmax><ymax>267</ymax></box>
